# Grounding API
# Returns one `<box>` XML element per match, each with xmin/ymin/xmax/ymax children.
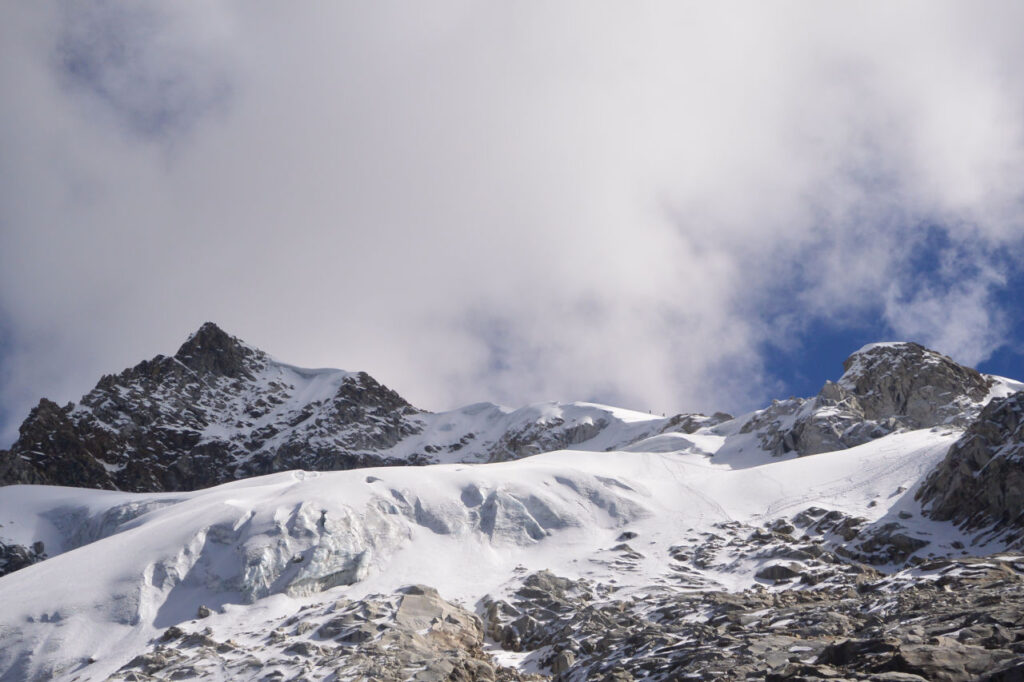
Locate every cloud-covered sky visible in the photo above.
<box><xmin>4</xmin><ymin>2</ymin><xmax>1024</xmax><ymax>444</ymax></box>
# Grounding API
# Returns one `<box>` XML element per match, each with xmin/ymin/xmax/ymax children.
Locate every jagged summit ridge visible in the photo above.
<box><xmin>173</xmin><ymin>321</ymin><xmax>263</xmax><ymax>378</ymax></box>
<box><xmin>0</xmin><ymin>324</ymin><xmax>723</xmax><ymax>492</ymax></box>
<box><xmin>0</xmin><ymin>324</ymin><xmax>424</xmax><ymax>491</ymax></box>
<box><xmin>0</xmin><ymin>325</ymin><xmax>1018</xmax><ymax>494</ymax></box>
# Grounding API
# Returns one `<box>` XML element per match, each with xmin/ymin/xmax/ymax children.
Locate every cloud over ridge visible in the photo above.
<box><xmin>3</xmin><ymin>2</ymin><xmax>1024</xmax><ymax>443</ymax></box>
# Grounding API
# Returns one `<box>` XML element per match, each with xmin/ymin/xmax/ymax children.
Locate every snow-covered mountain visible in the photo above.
<box><xmin>2</xmin><ymin>328</ymin><xmax>1024</xmax><ymax>681</ymax></box>
<box><xmin>0</xmin><ymin>323</ymin><xmax>728</xmax><ymax>492</ymax></box>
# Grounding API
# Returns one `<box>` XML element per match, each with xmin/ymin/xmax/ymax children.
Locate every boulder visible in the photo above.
<box><xmin>756</xmin><ymin>563</ymin><xmax>802</xmax><ymax>582</ymax></box>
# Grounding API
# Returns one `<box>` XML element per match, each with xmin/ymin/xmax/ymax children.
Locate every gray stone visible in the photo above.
<box><xmin>552</xmin><ymin>649</ymin><xmax>576</xmax><ymax>674</ymax></box>
<box><xmin>756</xmin><ymin>563</ymin><xmax>803</xmax><ymax>582</ymax></box>
<box><xmin>738</xmin><ymin>343</ymin><xmax>993</xmax><ymax>458</ymax></box>
<box><xmin>919</xmin><ymin>391</ymin><xmax>1024</xmax><ymax>545</ymax></box>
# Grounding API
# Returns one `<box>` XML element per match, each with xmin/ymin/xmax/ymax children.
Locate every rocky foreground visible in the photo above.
<box><xmin>108</xmin><ymin>555</ymin><xmax>1024</xmax><ymax>682</ymax></box>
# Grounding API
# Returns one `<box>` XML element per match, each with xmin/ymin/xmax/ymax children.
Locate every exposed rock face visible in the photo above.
<box><xmin>0</xmin><ymin>541</ymin><xmax>45</xmax><ymax>578</ymax></box>
<box><xmin>0</xmin><ymin>398</ymin><xmax>116</xmax><ymax>488</ymax></box>
<box><xmin>837</xmin><ymin>342</ymin><xmax>993</xmax><ymax>427</ymax></box>
<box><xmin>918</xmin><ymin>392</ymin><xmax>1024</xmax><ymax>545</ymax></box>
<box><xmin>173</xmin><ymin>321</ymin><xmax>260</xmax><ymax>378</ymax></box>
<box><xmin>744</xmin><ymin>342</ymin><xmax>995</xmax><ymax>457</ymax></box>
<box><xmin>482</xmin><ymin>559</ymin><xmax>1024</xmax><ymax>681</ymax></box>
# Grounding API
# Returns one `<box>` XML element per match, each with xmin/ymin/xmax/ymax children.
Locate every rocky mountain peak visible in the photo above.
<box><xmin>0</xmin><ymin>324</ymin><xmax>433</xmax><ymax>492</ymax></box>
<box><xmin>837</xmin><ymin>342</ymin><xmax>993</xmax><ymax>426</ymax></box>
<box><xmin>0</xmin><ymin>323</ymin><xmax>723</xmax><ymax>493</ymax></box>
<box><xmin>740</xmin><ymin>341</ymin><xmax>999</xmax><ymax>458</ymax></box>
<box><xmin>174</xmin><ymin>322</ymin><xmax>263</xmax><ymax>379</ymax></box>
<box><xmin>839</xmin><ymin>341</ymin><xmax>926</xmax><ymax>375</ymax></box>
<box><xmin>0</xmin><ymin>329</ymin><xmax>1013</xmax><ymax>498</ymax></box>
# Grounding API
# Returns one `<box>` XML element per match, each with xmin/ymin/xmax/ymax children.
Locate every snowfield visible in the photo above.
<box><xmin>0</xmin><ymin>426</ymin><xmax>980</xmax><ymax>681</ymax></box>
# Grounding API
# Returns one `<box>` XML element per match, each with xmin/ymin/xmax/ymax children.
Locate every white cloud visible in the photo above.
<box><xmin>883</xmin><ymin>241</ymin><xmax>1010</xmax><ymax>366</ymax></box>
<box><xmin>3</xmin><ymin>2</ymin><xmax>1024</xmax><ymax>443</ymax></box>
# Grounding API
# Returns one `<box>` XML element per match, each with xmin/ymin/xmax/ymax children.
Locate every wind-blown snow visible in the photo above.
<box><xmin>985</xmin><ymin>374</ymin><xmax>1024</xmax><ymax>401</ymax></box>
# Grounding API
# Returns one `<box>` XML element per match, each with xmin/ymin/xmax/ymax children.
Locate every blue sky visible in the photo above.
<box><xmin>3</xmin><ymin>3</ymin><xmax>1024</xmax><ymax>445</ymax></box>
<box><xmin>762</xmin><ymin>224</ymin><xmax>1024</xmax><ymax>401</ymax></box>
<box><xmin>974</xmin><ymin>270</ymin><xmax>1024</xmax><ymax>380</ymax></box>
<box><xmin>763</xmin><ymin>308</ymin><xmax>1024</xmax><ymax>405</ymax></box>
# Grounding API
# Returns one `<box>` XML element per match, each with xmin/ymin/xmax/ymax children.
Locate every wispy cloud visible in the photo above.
<box><xmin>54</xmin><ymin>2</ymin><xmax>233</xmax><ymax>139</ymax></box>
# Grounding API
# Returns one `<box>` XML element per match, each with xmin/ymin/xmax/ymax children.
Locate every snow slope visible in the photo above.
<box><xmin>0</xmin><ymin>426</ymin><xmax>983</xmax><ymax>681</ymax></box>
<box><xmin>381</xmin><ymin>400</ymin><xmax>677</xmax><ymax>464</ymax></box>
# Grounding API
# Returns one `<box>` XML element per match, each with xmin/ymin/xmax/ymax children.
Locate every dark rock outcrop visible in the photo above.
<box><xmin>837</xmin><ymin>342</ymin><xmax>992</xmax><ymax>427</ymax></box>
<box><xmin>109</xmin><ymin>584</ymin><xmax>543</xmax><ymax>682</ymax></box>
<box><xmin>0</xmin><ymin>540</ymin><xmax>46</xmax><ymax>578</ymax></box>
<box><xmin>918</xmin><ymin>391</ymin><xmax>1024</xmax><ymax>544</ymax></box>
<box><xmin>174</xmin><ymin>322</ymin><xmax>260</xmax><ymax>378</ymax></box>
<box><xmin>0</xmin><ymin>398</ymin><xmax>114</xmax><ymax>488</ymax></box>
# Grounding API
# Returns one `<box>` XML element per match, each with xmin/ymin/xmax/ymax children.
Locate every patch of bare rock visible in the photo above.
<box><xmin>109</xmin><ymin>585</ymin><xmax>543</xmax><ymax>682</ymax></box>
